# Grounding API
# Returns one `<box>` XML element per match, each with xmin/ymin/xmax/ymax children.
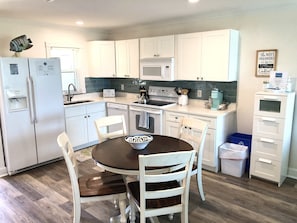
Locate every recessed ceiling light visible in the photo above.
<box><xmin>188</xmin><ymin>0</ymin><xmax>200</xmax><ymax>3</ymax></box>
<box><xmin>76</xmin><ymin>20</ymin><xmax>84</xmax><ymax>26</ymax></box>
<box><xmin>45</xmin><ymin>0</ymin><xmax>55</xmax><ymax>3</ymax></box>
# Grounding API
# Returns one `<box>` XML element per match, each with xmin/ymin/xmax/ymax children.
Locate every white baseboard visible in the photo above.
<box><xmin>287</xmin><ymin>167</ymin><xmax>297</xmax><ymax>180</ymax></box>
<box><xmin>0</xmin><ymin>167</ymin><xmax>8</xmax><ymax>177</ymax></box>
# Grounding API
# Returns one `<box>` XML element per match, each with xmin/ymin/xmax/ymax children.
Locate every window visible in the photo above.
<box><xmin>46</xmin><ymin>44</ymin><xmax>80</xmax><ymax>92</ymax></box>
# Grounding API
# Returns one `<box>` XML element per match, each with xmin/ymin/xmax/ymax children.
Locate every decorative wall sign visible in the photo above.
<box><xmin>255</xmin><ymin>49</ymin><xmax>277</xmax><ymax>77</ymax></box>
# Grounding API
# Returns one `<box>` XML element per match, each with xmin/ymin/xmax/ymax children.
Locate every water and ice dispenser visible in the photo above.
<box><xmin>6</xmin><ymin>89</ymin><xmax>28</xmax><ymax>111</ymax></box>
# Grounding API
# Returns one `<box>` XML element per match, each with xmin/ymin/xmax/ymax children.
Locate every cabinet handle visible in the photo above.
<box><xmin>261</xmin><ymin>117</ymin><xmax>277</xmax><ymax>122</ymax></box>
<box><xmin>258</xmin><ymin>158</ymin><xmax>272</xmax><ymax>164</ymax></box>
<box><xmin>260</xmin><ymin>138</ymin><xmax>275</xmax><ymax>144</ymax></box>
<box><xmin>84</xmin><ymin>115</ymin><xmax>87</xmax><ymax>118</ymax></box>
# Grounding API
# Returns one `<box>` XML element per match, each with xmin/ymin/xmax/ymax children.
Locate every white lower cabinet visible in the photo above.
<box><xmin>165</xmin><ymin>111</ymin><xmax>236</xmax><ymax>172</ymax></box>
<box><xmin>64</xmin><ymin>102</ymin><xmax>106</xmax><ymax>150</ymax></box>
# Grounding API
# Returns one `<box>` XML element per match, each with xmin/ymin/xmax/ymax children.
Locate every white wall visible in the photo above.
<box><xmin>0</xmin><ymin>18</ymin><xmax>108</xmax><ymax>92</ymax></box>
<box><xmin>108</xmin><ymin>4</ymin><xmax>297</xmax><ymax>178</ymax></box>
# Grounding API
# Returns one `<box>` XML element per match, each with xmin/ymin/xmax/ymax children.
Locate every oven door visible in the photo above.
<box><xmin>129</xmin><ymin>106</ymin><xmax>162</xmax><ymax>135</ymax></box>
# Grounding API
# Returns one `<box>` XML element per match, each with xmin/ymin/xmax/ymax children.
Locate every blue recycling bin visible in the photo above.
<box><xmin>227</xmin><ymin>133</ymin><xmax>252</xmax><ymax>173</ymax></box>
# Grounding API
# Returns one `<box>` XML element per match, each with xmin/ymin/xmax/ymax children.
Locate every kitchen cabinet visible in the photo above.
<box><xmin>87</xmin><ymin>41</ymin><xmax>116</xmax><ymax>77</ymax></box>
<box><xmin>115</xmin><ymin>39</ymin><xmax>139</xmax><ymax>78</ymax></box>
<box><xmin>250</xmin><ymin>92</ymin><xmax>295</xmax><ymax>186</ymax></box>
<box><xmin>140</xmin><ymin>35</ymin><xmax>174</xmax><ymax>59</ymax></box>
<box><xmin>64</xmin><ymin>102</ymin><xmax>106</xmax><ymax>150</ymax></box>
<box><xmin>176</xmin><ymin>29</ymin><xmax>239</xmax><ymax>81</ymax></box>
<box><xmin>165</xmin><ymin>110</ymin><xmax>236</xmax><ymax>172</ymax></box>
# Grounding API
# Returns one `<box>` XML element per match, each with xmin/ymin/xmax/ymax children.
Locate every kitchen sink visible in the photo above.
<box><xmin>64</xmin><ymin>100</ymin><xmax>93</xmax><ymax>105</ymax></box>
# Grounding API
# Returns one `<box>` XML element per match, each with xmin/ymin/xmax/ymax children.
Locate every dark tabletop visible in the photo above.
<box><xmin>92</xmin><ymin>135</ymin><xmax>193</xmax><ymax>171</ymax></box>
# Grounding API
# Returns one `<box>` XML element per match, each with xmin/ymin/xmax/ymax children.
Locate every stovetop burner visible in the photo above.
<box><xmin>133</xmin><ymin>100</ymin><xmax>175</xmax><ymax>106</ymax></box>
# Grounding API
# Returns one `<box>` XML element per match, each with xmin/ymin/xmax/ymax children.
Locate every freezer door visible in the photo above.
<box><xmin>28</xmin><ymin>58</ymin><xmax>65</xmax><ymax>163</ymax></box>
<box><xmin>0</xmin><ymin>57</ymin><xmax>37</xmax><ymax>174</ymax></box>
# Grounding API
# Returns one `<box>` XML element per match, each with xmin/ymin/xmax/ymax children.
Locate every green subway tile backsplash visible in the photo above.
<box><xmin>85</xmin><ymin>77</ymin><xmax>237</xmax><ymax>103</ymax></box>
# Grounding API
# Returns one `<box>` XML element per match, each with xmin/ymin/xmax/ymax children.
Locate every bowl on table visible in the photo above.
<box><xmin>125</xmin><ymin>135</ymin><xmax>153</xmax><ymax>150</ymax></box>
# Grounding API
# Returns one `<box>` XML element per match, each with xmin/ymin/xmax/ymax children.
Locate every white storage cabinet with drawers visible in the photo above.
<box><xmin>250</xmin><ymin>91</ymin><xmax>295</xmax><ymax>186</ymax></box>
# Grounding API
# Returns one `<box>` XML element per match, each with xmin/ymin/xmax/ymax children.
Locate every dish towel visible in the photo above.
<box><xmin>139</xmin><ymin>111</ymin><xmax>149</xmax><ymax>129</ymax></box>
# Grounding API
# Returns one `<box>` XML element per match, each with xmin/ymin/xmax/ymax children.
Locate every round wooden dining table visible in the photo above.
<box><xmin>92</xmin><ymin>134</ymin><xmax>193</xmax><ymax>176</ymax></box>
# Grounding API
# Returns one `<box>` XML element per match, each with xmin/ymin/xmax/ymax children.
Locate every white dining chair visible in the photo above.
<box><xmin>179</xmin><ymin>117</ymin><xmax>208</xmax><ymax>201</ymax></box>
<box><xmin>57</xmin><ymin>132</ymin><xmax>127</xmax><ymax>223</ymax></box>
<box><xmin>127</xmin><ymin>150</ymin><xmax>196</xmax><ymax>223</ymax></box>
<box><xmin>94</xmin><ymin>115</ymin><xmax>127</xmax><ymax>142</ymax></box>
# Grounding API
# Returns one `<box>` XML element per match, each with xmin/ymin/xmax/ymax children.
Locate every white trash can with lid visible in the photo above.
<box><xmin>219</xmin><ymin>143</ymin><xmax>249</xmax><ymax>177</ymax></box>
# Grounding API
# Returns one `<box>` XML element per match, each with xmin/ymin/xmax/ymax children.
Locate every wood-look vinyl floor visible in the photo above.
<box><xmin>0</xmin><ymin>150</ymin><xmax>296</xmax><ymax>223</ymax></box>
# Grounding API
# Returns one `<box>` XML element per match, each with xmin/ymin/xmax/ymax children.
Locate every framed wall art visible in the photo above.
<box><xmin>255</xmin><ymin>49</ymin><xmax>278</xmax><ymax>77</ymax></box>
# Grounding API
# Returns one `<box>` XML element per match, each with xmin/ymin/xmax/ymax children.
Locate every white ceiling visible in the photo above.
<box><xmin>0</xmin><ymin>0</ymin><xmax>296</xmax><ymax>30</ymax></box>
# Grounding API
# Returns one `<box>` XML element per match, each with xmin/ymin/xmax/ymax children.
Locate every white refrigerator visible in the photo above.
<box><xmin>0</xmin><ymin>57</ymin><xmax>65</xmax><ymax>175</ymax></box>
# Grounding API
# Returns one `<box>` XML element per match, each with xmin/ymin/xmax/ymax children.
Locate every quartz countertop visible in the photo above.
<box><xmin>65</xmin><ymin>93</ymin><xmax>236</xmax><ymax>117</ymax></box>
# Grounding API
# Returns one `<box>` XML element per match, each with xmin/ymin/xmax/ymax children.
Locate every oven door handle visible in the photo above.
<box><xmin>130</xmin><ymin>107</ymin><xmax>162</xmax><ymax>115</ymax></box>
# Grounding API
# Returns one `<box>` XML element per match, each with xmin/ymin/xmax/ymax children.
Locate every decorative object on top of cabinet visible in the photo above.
<box><xmin>115</xmin><ymin>39</ymin><xmax>139</xmax><ymax>78</ymax></box>
<box><xmin>176</xmin><ymin>29</ymin><xmax>239</xmax><ymax>82</ymax></box>
<box><xmin>255</xmin><ymin>49</ymin><xmax>277</xmax><ymax>77</ymax></box>
<box><xmin>140</xmin><ymin>35</ymin><xmax>174</xmax><ymax>59</ymax></box>
<box><xmin>87</xmin><ymin>41</ymin><xmax>116</xmax><ymax>77</ymax></box>
<box><xmin>250</xmin><ymin>91</ymin><xmax>295</xmax><ymax>187</ymax></box>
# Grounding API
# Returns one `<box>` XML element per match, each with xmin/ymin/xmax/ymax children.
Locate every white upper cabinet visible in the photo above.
<box><xmin>140</xmin><ymin>35</ymin><xmax>174</xmax><ymax>59</ymax></box>
<box><xmin>87</xmin><ymin>41</ymin><xmax>116</xmax><ymax>77</ymax></box>
<box><xmin>176</xmin><ymin>29</ymin><xmax>239</xmax><ymax>81</ymax></box>
<box><xmin>176</xmin><ymin>32</ymin><xmax>202</xmax><ymax>81</ymax></box>
<box><xmin>115</xmin><ymin>39</ymin><xmax>139</xmax><ymax>78</ymax></box>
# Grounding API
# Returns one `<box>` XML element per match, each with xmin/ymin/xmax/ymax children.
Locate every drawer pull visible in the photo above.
<box><xmin>260</xmin><ymin>138</ymin><xmax>275</xmax><ymax>144</ymax></box>
<box><xmin>258</xmin><ymin>158</ymin><xmax>272</xmax><ymax>164</ymax></box>
<box><xmin>261</xmin><ymin>117</ymin><xmax>277</xmax><ymax>122</ymax></box>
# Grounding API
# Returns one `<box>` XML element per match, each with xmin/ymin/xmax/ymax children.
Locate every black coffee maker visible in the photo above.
<box><xmin>139</xmin><ymin>86</ymin><xmax>149</xmax><ymax>104</ymax></box>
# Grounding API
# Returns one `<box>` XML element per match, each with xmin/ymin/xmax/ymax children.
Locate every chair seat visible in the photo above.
<box><xmin>127</xmin><ymin>181</ymin><xmax>181</xmax><ymax>209</ymax></box>
<box><xmin>79</xmin><ymin>171</ymin><xmax>126</xmax><ymax>197</ymax></box>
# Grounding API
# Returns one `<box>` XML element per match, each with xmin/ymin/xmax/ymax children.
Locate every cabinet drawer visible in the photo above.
<box><xmin>252</xmin><ymin>116</ymin><xmax>284</xmax><ymax>139</ymax></box>
<box><xmin>86</xmin><ymin>102</ymin><xmax>106</xmax><ymax>113</ymax></box>
<box><xmin>65</xmin><ymin>105</ymin><xmax>86</xmax><ymax>117</ymax></box>
<box><xmin>250</xmin><ymin>155</ymin><xmax>280</xmax><ymax>183</ymax></box>
<box><xmin>189</xmin><ymin>115</ymin><xmax>216</xmax><ymax>129</ymax></box>
<box><xmin>166</xmin><ymin>112</ymin><xmax>186</xmax><ymax>123</ymax></box>
<box><xmin>251</xmin><ymin>136</ymin><xmax>282</xmax><ymax>161</ymax></box>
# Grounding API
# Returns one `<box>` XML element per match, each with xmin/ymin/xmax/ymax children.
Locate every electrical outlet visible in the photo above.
<box><xmin>121</xmin><ymin>84</ymin><xmax>124</xmax><ymax>90</ymax></box>
<box><xmin>197</xmin><ymin>90</ymin><xmax>202</xmax><ymax>98</ymax></box>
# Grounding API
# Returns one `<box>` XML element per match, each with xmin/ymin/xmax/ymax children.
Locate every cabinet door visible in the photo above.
<box><xmin>140</xmin><ymin>35</ymin><xmax>174</xmax><ymax>58</ymax></box>
<box><xmin>88</xmin><ymin>41</ymin><xmax>116</xmax><ymax>77</ymax></box>
<box><xmin>116</xmin><ymin>39</ymin><xmax>139</xmax><ymax>78</ymax></box>
<box><xmin>157</xmin><ymin>35</ymin><xmax>174</xmax><ymax>57</ymax></box>
<box><xmin>66</xmin><ymin>115</ymin><xmax>88</xmax><ymax>148</ymax></box>
<box><xmin>127</xmin><ymin>39</ymin><xmax>140</xmax><ymax>78</ymax></box>
<box><xmin>140</xmin><ymin>37</ymin><xmax>157</xmax><ymax>58</ymax></box>
<box><xmin>115</xmin><ymin>40</ymin><xmax>128</xmax><ymax>77</ymax></box>
<box><xmin>177</xmin><ymin>32</ymin><xmax>202</xmax><ymax>80</ymax></box>
<box><xmin>201</xmin><ymin>30</ymin><xmax>239</xmax><ymax>81</ymax></box>
<box><xmin>165</xmin><ymin>121</ymin><xmax>181</xmax><ymax>138</ymax></box>
<box><xmin>202</xmin><ymin>128</ymin><xmax>216</xmax><ymax>167</ymax></box>
<box><xmin>87</xmin><ymin>110</ymin><xmax>106</xmax><ymax>143</ymax></box>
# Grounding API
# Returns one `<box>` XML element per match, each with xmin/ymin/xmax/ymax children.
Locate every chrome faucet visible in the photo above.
<box><xmin>67</xmin><ymin>83</ymin><xmax>77</xmax><ymax>102</ymax></box>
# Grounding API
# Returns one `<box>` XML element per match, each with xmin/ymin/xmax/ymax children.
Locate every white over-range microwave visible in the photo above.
<box><xmin>140</xmin><ymin>57</ymin><xmax>175</xmax><ymax>81</ymax></box>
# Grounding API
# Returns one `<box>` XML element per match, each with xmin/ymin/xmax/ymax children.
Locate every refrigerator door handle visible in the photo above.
<box><xmin>27</xmin><ymin>76</ymin><xmax>37</xmax><ymax>123</ymax></box>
